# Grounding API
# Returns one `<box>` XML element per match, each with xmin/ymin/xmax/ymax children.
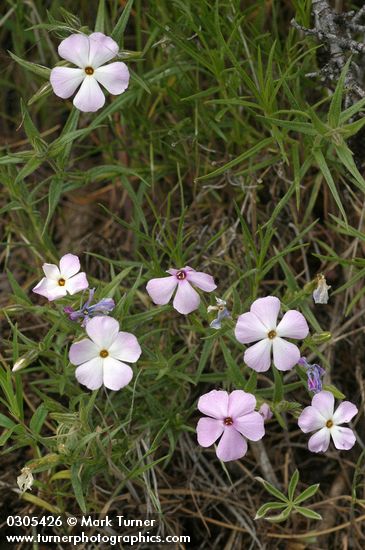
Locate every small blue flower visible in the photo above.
<box><xmin>64</xmin><ymin>288</ymin><xmax>115</xmax><ymax>327</ymax></box>
<box><xmin>298</xmin><ymin>357</ymin><xmax>325</xmax><ymax>394</ymax></box>
<box><xmin>207</xmin><ymin>297</ymin><xmax>230</xmax><ymax>329</ymax></box>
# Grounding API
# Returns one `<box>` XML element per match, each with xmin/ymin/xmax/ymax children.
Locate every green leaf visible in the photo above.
<box><xmin>294</xmin><ymin>483</ymin><xmax>320</xmax><ymax>505</ymax></box>
<box><xmin>328</xmin><ymin>60</ymin><xmax>349</xmax><ymax>127</ymax></box>
<box><xmin>322</xmin><ymin>384</ymin><xmax>345</xmax><ymax>399</ymax></box>
<box><xmin>272</xmin><ymin>366</ymin><xmax>284</xmax><ymax>403</ymax></box>
<box><xmin>313</xmin><ymin>149</ymin><xmax>347</xmax><ymax>222</ymax></box>
<box><xmin>288</xmin><ymin>469</ymin><xmax>299</xmax><ymax>501</ymax></box>
<box><xmin>265</xmin><ymin>507</ymin><xmax>291</xmax><ymax>523</ymax></box>
<box><xmin>255</xmin><ymin>477</ymin><xmax>288</xmax><ymax>503</ymax></box>
<box><xmin>30</xmin><ymin>404</ymin><xmax>48</xmax><ymax>435</ymax></box>
<box><xmin>295</xmin><ymin>506</ymin><xmax>322</xmax><ymax>520</ymax></box>
<box><xmin>9</xmin><ymin>51</ymin><xmax>51</xmax><ymax>79</ymax></box>
<box><xmin>42</xmin><ymin>178</ymin><xmax>63</xmax><ymax>236</ymax></box>
<box><xmin>71</xmin><ymin>464</ymin><xmax>87</xmax><ymax>513</ymax></box>
<box><xmin>112</xmin><ymin>0</ymin><xmax>134</xmax><ymax>43</ymax></box>
<box><xmin>95</xmin><ymin>0</ymin><xmax>106</xmax><ymax>33</ymax></box>
<box><xmin>255</xmin><ymin>501</ymin><xmax>287</xmax><ymax>520</ymax></box>
<box><xmin>196</xmin><ymin>137</ymin><xmax>273</xmax><ymax>180</ymax></box>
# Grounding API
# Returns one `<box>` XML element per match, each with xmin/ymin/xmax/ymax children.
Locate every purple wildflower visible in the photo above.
<box><xmin>298</xmin><ymin>357</ymin><xmax>325</xmax><ymax>394</ymax></box>
<box><xmin>64</xmin><ymin>288</ymin><xmax>115</xmax><ymax>327</ymax></box>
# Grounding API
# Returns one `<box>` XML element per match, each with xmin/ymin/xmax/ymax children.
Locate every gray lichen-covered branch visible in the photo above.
<box><xmin>292</xmin><ymin>0</ymin><xmax>365</xmax><ymax>104</ymax></box>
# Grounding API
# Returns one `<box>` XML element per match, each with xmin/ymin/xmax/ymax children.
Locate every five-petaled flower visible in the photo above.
<box><xmin>146</xmin><ymin>266</ymin><xmax>216</xmax><ymax>315</ymax></box>
<box><xmin>69</xmin><ymin>316</ymin><xmax>141</xmax><ymax>391</ymax></box>
<box><xmin>32</xmin><ymin>253</ymin><xmax>88</xmax><ymax>301</ymax></box>
<box><xmin>50</xmin><ymin>32</ymin><xmax>130</xmax><ymax>112</ymax></box>
<box><xmin>64</xmin><ymin>288</ymin><xmax>115</xmax><ymax>327</ymax></box>
<box><xmin>196</xmin><ymin>389</ymin><xmax>265</xmax><ymax>462</ymax></box>
<box><xmin>298</xmin><ymin>391</ymin><xmax>357</xmax><ymax>453</ymax></box>
<box><xmin>234</xmin><ymin>296</ymin><xmax>309</xmax><ymax>372</ymax></box>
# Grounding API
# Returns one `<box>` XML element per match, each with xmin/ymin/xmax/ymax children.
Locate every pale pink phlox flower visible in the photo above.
<box><xmin>32</xmin><ymin>253</ymin><xmax>88</xmax><ymax>301</ymax></box>
<box><xmin>50</xmin><ymin>32</ymin><xmax>130</xmax><ymax>112</ymax></box>
<box><xmin>235</xmin><ymin>296</ymin><xmax>309</xmax><ymax>372</ymax></box>
<box><xmin>196</xmin><ymin>389</ymin><xmax>265</xmax><ymax>462</ymax></box>
<box><xmin>298</xmin><ymin>390</ymin><xmax>357</xmax><ymax>453</ymax></box>
<box><xmin>69</xmin><ymin>316</ymin><xmax>141</xmax><ymax>391</ymax></box>
<box><xmin>146</xmin><ymin>266</ymin><xmax>217</xmax><ymax>315</ymax></box>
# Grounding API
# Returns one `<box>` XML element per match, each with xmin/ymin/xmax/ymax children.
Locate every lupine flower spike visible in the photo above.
<box><xmin>32</xmin><ymin>253</ymin><xmax>88</xmax><ymax>301</ymax></box>
<box><xmin>64</xmin><ymin>288</ymin><xmax>115</xmax><ymax>327</ymax></box>
<box><xmin>69</xmin><ymin>316</ymin><xmax>141</xmax><ymax>391</ymax></box>
<box><xmin>146</xmin><ymin>266</ymin><xmax>216</xmax><ymax>315</ymax></box>
<box><xmin>207</xmin><ymin>297</ymin><xmax>230</xmax><ymax>329</ymax></box>
<box><xmin>235</xmin><ymin>296</ymin><xmax>309</xmax><ymax>372</ymax></box>
<box><xmin>313</xmin><ymin>273</ymin><xmax>331</xmax><ymax>304</ymax></box>
<box><xmin>298</xmin><ymin>357</ymin><xmax>325</xmax><ymax>394</ymax></box>
<box><xmin>298</xmin><ymin>391</ymin><xmax>357</xmax><ymax>453</ymax></box>
<box><xmin>50</xmin><ymin>33</ymin><xmax>130</xmax><ymax>112</ymax></box>
<box><xmin>196</xmin><ymin>390</ymin><xmax>265</xmax><ymax>462</ymax></box>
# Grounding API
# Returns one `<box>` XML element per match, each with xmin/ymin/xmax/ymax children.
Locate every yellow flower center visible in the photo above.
<box><xmin>85</xmin><ymin>66</ymin><xmax>94</xmax><ymax>75</ymax></box>
<box><xmin>268</xmin><ymin>330</ymin><xmax>277</xmax><ymax>339</ymax></box>
<box><xmin>326</xmin><ymin>419</ymin><xmax>333</xmax><ymax>429</ymax></box>
<box><xmin>58</xmin><ymin>278</ymin><xmax>66</xmax><ymax>287</ymax></box>
<box><xmin>176</xmin><ymin>270</ymin><xmax>186</xmax><ymax>280</ymax></box>
<box><xmin>100</xmin><ymin>349</ymin><xmax>109</xmax><ymax>358</ymax></box>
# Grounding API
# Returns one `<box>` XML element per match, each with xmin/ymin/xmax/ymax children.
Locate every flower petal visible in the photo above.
<box><xmin>276</xmin><ymin>310</ymin><xmax>309</xmax><ymax>339</ymax></box>
<box><xmin>312</xmin><ymin>391</ymin><xmax>335</xmax><ymax>419</ymax></box>
<box><xmin>197</xmin><ymin>390</ymin><xmax>229</xmax><ymax>419</ymax></box>
<box><xmin>227</xmin><ymin>390</ymin><xmax>256</xmax><ymax>418</ymax></box>
<box><xmin>86</xmin><ymin>316</ymin><xmax>120</xmax><ymax>348</ymax></box>
<box><xmin>58</xmin><ymin>33</ymin><xmax>90</xmax><ymax>67</ymax></box>
<box><xmin>73</xmin><ymin>77</ymin><xmax>105</xmax><ymax>112</ymax></box>
<box><xmin>186</xmin><ymin>270</ymin><xmax>217</xmax><ymax>292</ymax></box>
<box><xmin>42</xmin><ymin>263</ymin><xmax>60</xmax><ymax>280</ymax></box>
<box><xmin>50</xmin><ymin>67</ymin><xmax>84</xmax><ymax>99</ymax></box>
<box><xmin>333</xmin><ymin>401</ymin><xmax>358</xmax><ymax>425</ymax></box>
<box><xmin>330</xmin><ymin>426</ymin><xmax>356</xmax><ymax>450</ymax></box>
<box><xmin>244</xmin><ymin>338</ymin><xmax>272</xmax><ymax>372</ymax></box>
<box><xmin>234</xmin><ymin>411</ymin><xmax>265</xmax><ymax>441</ymax></box>
<box><xmin>94</xmin><ymin>62</ymin><xmax>130</xmax><ymax>95</ymax></box>
<box><xmin>298</xmin><ymin>406</ymin><xmax>325</xmax><ymax>433</ymax></box>
<box><xmin>272</xmin><ymin>337</ymin><xmax>300</xmax><ymax>371</ymax></box>
<box><xmin>65</xmin><ymin>272</ymin><xmax>88</xmax><ymax>295</ymax></box>
<box><xmin>88</xmin><ymin>32</ymin><xmax>119</xmax><ymax>68</ymax></box>
<box><xmin>108</xmin><ymin>331</ymin><xmax>141</xmax><ymax>363</ymax></box>
<box><xmin>197</xmin><ymin>417</ymin><xmax>224</xmax><ymax>447</ymax></box>
<box><xmin>102</xmin><ymin>357</ymin><xmax>133</xmax><ymax>391</ymax></box>
<box><xmin>216</xmin><ymin>428</ymin><xmax>247</xmax><ymax>461</ymax></box>
<box><xmin>69</xmin><ymin>338</ymin><xmax>99</xmax><ymax>365</ymax></box>
<box><xmin>308</xmin><ymin>427</ymin><xmax>331</xmax><ymax>453</ymax></box>
<box><xmin>235</xmin><ymin>312</ymin><xmax>268</xmax><ymax>344</ymax></box>
<box><xmin>32</xmin><ymin>278</ymin><xmax>66</xmax><ymax>301</ymax></box>
<box><xmin>146</xmin><ymin>276</ymin><xmax>177</xmax><ymax>305</ymax></box>
<box><xmin>59</xmin><ymin>253</ymin><xmax>81</xmax><ymax>278</ymax></box>
<box><xmin>75</xmin><ymin>357</ymin><xmax>103</xmax><ymax>390</ymax></box>
<box><xmin>250</xmin><ymin>296</ymin><xmax>280</xmax><ymax>330</ymax></box>
<box><xmin>173</xmin><ymin>280</ymin><xmax>200</xmax><ymax>314</ymax></box>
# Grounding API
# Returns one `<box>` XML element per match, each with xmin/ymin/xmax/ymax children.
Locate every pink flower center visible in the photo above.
<box><xmin>326</xmin><ymin>419</ymin><xmax>334</xmax><ymax>429</ymax></box>
<box><xmin>176</xmin><ymin>270</ymin><xmax>186</xmax><ymax>281</ymax></box>
<box><xmin>267</xmin><ymin>330</ymin><xmax>277</xmax><ymax>339</ymax></box>
<box><xmin>223</xmin><ymin>417</ymin><xmax>233</xmax><ymax>426</ymax></box>
<box><xmin>100</xmin><ymin>349</ymin><xmax>109</xmax><ymax>358</ymax></box>
<box><xmin>58</xmin><ymin>278</ymin><xmax>66</xmax><ymax>287</ymax></box>
<box><xmin>85</xmin><ymin>66</ymin><xmax>94</xmax><ymax>75</ymax></box>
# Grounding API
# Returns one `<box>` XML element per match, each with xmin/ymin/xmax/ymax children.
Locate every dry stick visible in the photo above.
<box><xmin>267</xmin><ymin>512</ymin><xmax>365</xmax><ymax>539</ymax></box>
